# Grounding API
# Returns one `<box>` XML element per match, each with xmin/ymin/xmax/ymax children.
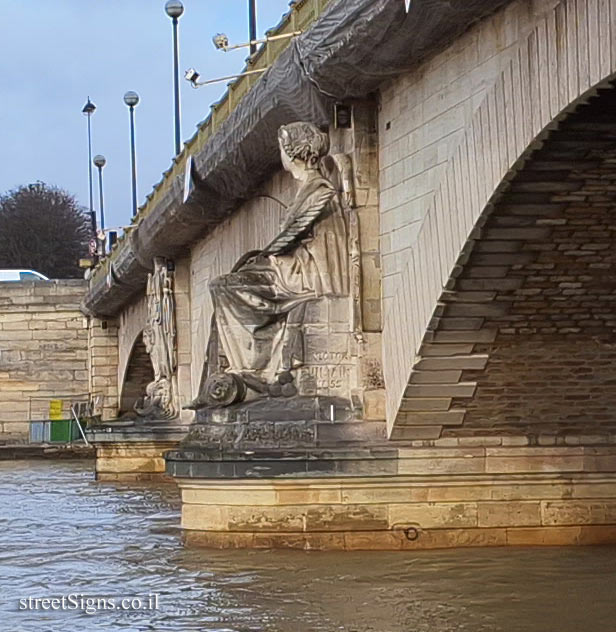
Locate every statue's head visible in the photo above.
<box><xmin>278</xmin><ymin>122</ymin><xmax>329</xmax><ymax>172</ymax></box>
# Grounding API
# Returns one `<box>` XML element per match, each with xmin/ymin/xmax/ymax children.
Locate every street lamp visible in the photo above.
<box><xmin>165</xmin><ymin>0</ymin><xmax>183</xmax><ymax>156</ymax></box>
<box><xmin>123</xmin><ymin>91</ymin><xmax>139</xmax><ymax>218</ymax></box>
<box><xmin>81</xmin><ymin>97</ymin><xmax>97</xmax><ymax>238</ymax></box>
<box><xmin>248</xmin><ymin>0</ymin><xmax>257</xmax><ymax>55</ymax></box>
<box><xmin>93</xmin><ymin>154</ymin><xmax>106</xmax><ymax>254</ymax></box>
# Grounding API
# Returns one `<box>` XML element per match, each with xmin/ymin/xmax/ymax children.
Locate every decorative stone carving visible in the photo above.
<box><xmin>190</xmin><ymin>122</ymin><xmax>359</xmax><ymax>409</ymax></box>
<box><xmin>135</xmin><ymin>257</ymin><xmax>178</xmax><ymax>419</ymax></box>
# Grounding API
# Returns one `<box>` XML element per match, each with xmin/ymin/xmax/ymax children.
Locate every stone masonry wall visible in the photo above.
<box><xmin>0</xmin><ymin>281</ymin><xmax>88</xmax><ymax>441</ymax></box>
<box><xmin>379</xmin><ymin>0</ymin><xmax>561</xmax><ymax>303</ymax></box>
<box><xmin>88</xmin><ymin>316</ymin><xmax>119</xmax><ymax>422</ymax></box>
<box><xmin>380</xmin><ymin>0</ymin><xmax>616</xmax><ymax>434</ymax></box>
<box><xmin>451</xmin><ymin>88</ymin><xmax>616</xmax><ymax>436</ymax></box>
<box><xmin>390</xmin><ymin>82</ymin><xmax>616</xmax><ymax>440</ymax></box>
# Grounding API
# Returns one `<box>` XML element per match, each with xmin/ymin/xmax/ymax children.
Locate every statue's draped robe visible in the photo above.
<box><xmin>210</xmin><ymin>173</ymin><xmax>348</xmax><ymax>382</ymax></box>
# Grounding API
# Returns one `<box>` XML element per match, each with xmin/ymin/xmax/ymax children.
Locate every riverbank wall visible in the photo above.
<box><xmin>0</xmin><ymin>281</ymin><xmax>89</xmax><ymax>442</ymax></box>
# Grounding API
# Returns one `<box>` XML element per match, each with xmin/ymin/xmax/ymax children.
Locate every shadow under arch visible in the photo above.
<box><xmin>392</xmin><ymin>77</ymin><xmax>616</xmax><ymax>440</ymax></box>
<box><xmin>119</xmin><ymin>331</ymin><xmax>154</xmax><ymax>415</ymax></box>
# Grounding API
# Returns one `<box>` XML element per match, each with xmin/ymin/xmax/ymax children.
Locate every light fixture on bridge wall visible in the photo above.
<box><xmin>334</xmin><ymin>103</ymin><xmax>353</xmax><ymax>129</ymax></box>
<box><xmin>123</xmin><ymin>91</ymin><xmax>140</xmax><ymax>218</ymax></box>
<box><xmin>186</xmin><ymin>30</ymin><xmax>302</xmax><ymax>89</ymax></box>
<box><xmin>164</xmin><ymin>0</ymin><xmax>184</xmax><ymax>156</ymax></box>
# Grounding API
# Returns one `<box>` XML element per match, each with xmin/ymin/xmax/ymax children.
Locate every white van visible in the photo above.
<box><xmin>0</xmin><ymin>269</ymin><xmax>50</xmax><ymax>281</ymax></box>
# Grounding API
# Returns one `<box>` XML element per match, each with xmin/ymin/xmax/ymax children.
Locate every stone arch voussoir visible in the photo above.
<box><xmin>386</xmin><ymin>0</ymin><xmax>616</xmax><ymax>440</ymax></box>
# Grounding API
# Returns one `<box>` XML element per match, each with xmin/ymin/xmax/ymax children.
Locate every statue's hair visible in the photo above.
<box><xmin>278</xmin><ymin>122</ymin><xmax>329</xmax><ymax>167</ymax></box>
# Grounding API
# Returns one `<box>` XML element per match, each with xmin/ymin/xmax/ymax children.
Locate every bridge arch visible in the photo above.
<box><xmin>118</xmin><ymin>331</ymin><xmax>153</xmax><ymax>415</ymax></box>
<box><xmin>386</xmin><ymin>0</ymin><xmax>616</xmax><ymax>439</ymax></box>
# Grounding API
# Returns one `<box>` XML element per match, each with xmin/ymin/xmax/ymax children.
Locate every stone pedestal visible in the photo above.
<box><xmin>88</xmin><ymin>422</ymin><xmax>189</xmax><ymax>482</ymax></box>
<box><xmin>166</xmin><ymin>436</ymin><xmax>616</xmax><ymax>550</ymax></box>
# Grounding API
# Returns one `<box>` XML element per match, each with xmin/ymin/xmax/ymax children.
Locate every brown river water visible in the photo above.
<box><xmin>0</xmin><ymin>459</ymin><xmax>615</xmax><ymax>631</ymax></box>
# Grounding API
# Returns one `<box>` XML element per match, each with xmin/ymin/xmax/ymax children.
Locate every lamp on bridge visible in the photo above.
<box><xmin>123</xmin><ymin>91</ymin><xmax>140</xmax><ymax>218</ymax></box>
<box><xmin>81</xmin><ymin>97</ymin><xmax>97</xmax><ymax>240</ymax></box>
<box><xmin>164</xmin><ymin>0</ymin><xmax>184</xmax><ymax>156</ymax></box>
<box><xmin>248</xmin><ymin>0</ymin><xmax>257</xmax><ymax>56</ymax></box>
<box><xmin>93</xmin><ymin>154</ymin><xmax>106</xmax><ymax>256</ymax></box>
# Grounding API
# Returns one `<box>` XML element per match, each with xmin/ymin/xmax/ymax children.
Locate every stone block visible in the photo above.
<box><xmin>1</xmin><ymin>421</ymin><xmax>29</xmax><ymax>434</ymax></box>
<box><xmin>505</xmin><ymin>526</ymin><xmax>584</xmax><ymax>546</ymax></box>
<box><xmin>363</xmin><ymin>389</ymin><xmax>386</xmax><ymax>420</ymax></box>
<box><xmin>396</xmin><ymin>410</ymin><xmax>465</xmax><ymax>426</ymax></box>
<box><xmin>342</xmin><ymin>530</ymin><xmax>403</xmax><ymax>551</ymax></box>
<box><xmin>418</xmin><ymin>343</ymin><xmax>475</xmax><ymax>357</ymax></box>
<box><xmin>276</xmin><ymin>487</ymin><xmax>343</xmax><ymax>506</ymax></box>
<box><xmin>415</xmin><ymin>354</ymin><xmax>488</xmax><ymax>370</ymax></box>
<box><xmin>96</xmin><ymin>456</ymin><xmax>165</xmax><ymax>474</ymax></box>
<box><xmin>477</xmin><ymin>501</ymin><xmax>541</xmax><ymax>527</ymax></box>
<box><xmin>404</xmin><ymin>382</ymin><xmax>477</xmax><ymax>398</ymax></box>
<box><xmin>388</xmin><ymin>502</ymin><xmax>478</xmax><ymax>528</ymax></box>
<box><xmin>399</xmin><ymin>398</ymin><xmax>452</xmax><ymax>411</ymax></box>
<box><xmin>541</xmin><ymin>500</ymin><xmax>616</xmax><ymax>526</ymax></box>
<box><xmin>182</xmin><ymin>486</ymin><xmax>279</xmax><ymax>506</ymax></box>
<box><xmin>397</xmin><ymin>451</ymin><xmax>485</xmax><ymax>475</ymax></box>
<box><xmin>182</xmin><ymin>505</ymin><xmax>227</xmax><ymax>531</ymax></box>
<box><xmin>399</xmin><ymin>527</ymin><xmax>507</xmax><ymax>550</ymax></box>
<box><xmin>305</xmin><ymin>504</ymin><xmax>389</xmax><ymax>532</ymax></box>
<box><xmin>390</xmin><ymin>426</ymin><xmax>444</xmax><ymax>440</ymax></box>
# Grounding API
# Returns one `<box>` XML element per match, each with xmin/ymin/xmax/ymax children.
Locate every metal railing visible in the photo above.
<box><xmin>27</xmin><ymin>393</ymin><xmax>102</xmax><ymax>445</ymax></box>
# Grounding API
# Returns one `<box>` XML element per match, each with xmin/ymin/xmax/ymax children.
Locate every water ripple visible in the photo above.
<box><xmin>0</xmin><ymin>460</ymin><xmax>615</xmax><ymax>631</ymax></box>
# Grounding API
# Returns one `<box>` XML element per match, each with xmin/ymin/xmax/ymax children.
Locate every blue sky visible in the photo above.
<box><xmin>0</xmin><ymin>0</ymin><xmax>291</xmax><ymax>231</ymax></box>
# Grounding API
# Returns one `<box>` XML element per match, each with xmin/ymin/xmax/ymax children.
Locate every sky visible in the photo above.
<box><xmin>0</xmin><ymin>0</ymin><xmax>292</xmax><ymax>232</ymax></box>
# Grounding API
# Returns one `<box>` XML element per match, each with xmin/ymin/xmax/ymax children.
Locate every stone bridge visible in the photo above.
<box><xmin>79</xmin><ymin>0</ymin><xmax>616</xmax><ymax>549</ymax></box>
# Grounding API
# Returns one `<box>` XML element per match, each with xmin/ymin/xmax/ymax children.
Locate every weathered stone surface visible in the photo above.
<box><xmin>176</xmin><ymin>458</ymin><xmax>616</xmax><ymax>549</ymax></box>
<box><xmin>0</xmin><ymin>281</ymin><xmax>90</xmax><ymax>439</ymax></box>
<box><xmin>477</xmin><ymin>501</ymin><xmax>541</xmax><ymax>527</ymax></box>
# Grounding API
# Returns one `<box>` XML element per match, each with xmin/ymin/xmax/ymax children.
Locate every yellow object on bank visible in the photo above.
<box><xmin>49</xmin><ymin>399</ymin><xmax>63</xmax><ymax>421</ymax></box>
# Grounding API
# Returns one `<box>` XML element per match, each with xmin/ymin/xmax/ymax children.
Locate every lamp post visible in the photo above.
<box><xmin>165</xmin><ymin>0</ymin><xmax>183</xmax><ymax>156</ymax></box>
<box><xmin>93</xmin><ymin>154</ymin><xmax>106</xmax><ymax>254</ymax></box>
<box><xmin>81</xmin><ymin>97</ymin><xmax>97</xmax><ymax>238</ymax></box>
<box><xmin>248</xmin><ymin>0</ymin><xmax>257</xmax><ymax>56</ymax></box>
<box><xmin>123</xmin><ymin>91</ymin><xmax>139</xmax><ymax>218</ymax></box>
<box><xmin>248</xmin><ymin>0</ymin><xmax>257</xmax><ymax>55</ymax></box>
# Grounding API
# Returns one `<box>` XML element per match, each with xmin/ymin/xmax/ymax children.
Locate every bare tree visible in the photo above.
<box><xmin>0</xmin><ymin>182</ymin><xmax>91</xmax><ymax>279</ymax></box>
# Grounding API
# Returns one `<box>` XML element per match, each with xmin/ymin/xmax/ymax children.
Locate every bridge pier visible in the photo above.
<box><xmin>90</xmin><ymin>425</ymin><xmax>187</xmax><ymax>482</ymax></box>
<box><xmin>167</xmin><ymin>436</ymin><xmax>616</xmax><ymax>550</ymax></box>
